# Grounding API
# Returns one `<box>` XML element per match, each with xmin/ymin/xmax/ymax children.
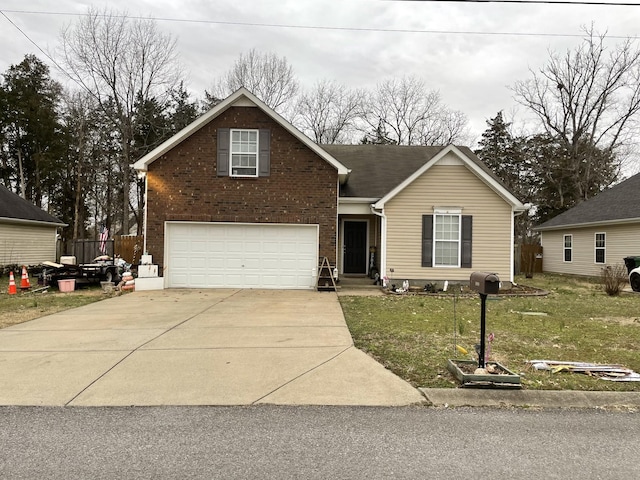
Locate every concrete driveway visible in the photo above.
<box><xmin>0</xmin><ymin>289</ymin><xmax>424</xmax><ymax>406</ymax></box>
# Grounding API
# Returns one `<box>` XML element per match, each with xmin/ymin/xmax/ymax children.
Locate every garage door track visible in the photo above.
<box><xmin>0</xmin><ymin>289</ymin><xmax>424</xmax><ymax>406</ymax></box>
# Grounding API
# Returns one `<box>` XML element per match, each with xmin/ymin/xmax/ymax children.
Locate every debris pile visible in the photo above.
<box><xmin>527</xmin><ymin>360</ymin><xmax>640</xmax><ymax>382</ymax></box>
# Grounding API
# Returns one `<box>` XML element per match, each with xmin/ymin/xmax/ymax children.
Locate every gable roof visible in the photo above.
<box><xmin>132</xmin><ymin>87</ymin><xmax>350</xmax><ymax>181</ymax></box>
<box><xmin>536</xmin><ymin>172</ymin><xmax>640</xmax><ymax>230</ymax></box>
<box><xmin>0</xmin><ymin>185</ymin><xmax>66</xmax><ymax>226</ymax></box>
<box><xmin>323</xmin><ymin>144</ymin><xmax>524</xmax><ymax>209</ymax></box>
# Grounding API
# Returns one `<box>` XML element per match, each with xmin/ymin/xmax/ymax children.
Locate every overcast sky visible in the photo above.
<box><xmin>1</xmin><ymin>0</ymin><xmax>640</xmax><ymax>148</ymax></box>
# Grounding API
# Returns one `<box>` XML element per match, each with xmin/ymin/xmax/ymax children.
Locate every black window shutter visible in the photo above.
<box><xmin>461</xmin><ymin>215</ymin><xmax>472</xmax><ymax>268</ymax></box>
<box><xmin>258</xmin><ymin>129</ymin><xmax>270</xmax><ymax>177</ymax></box>
<box><xmin>422</xmin><ymin>215</ymin><xmax>433</xmax><ymax>267</ymax></box>
<box><xmin>217</xmin><ymin>128</ymin><xmax>229</xmax><ymax>176</ymax></box>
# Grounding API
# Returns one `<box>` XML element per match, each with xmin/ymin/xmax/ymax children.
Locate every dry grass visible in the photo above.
<box><xmin>340</xmin><ymin>273</ymin><xmax>640</xmax><ymax>391</ymax></box>
<box><xmin>0</xmin><ymin>275</ymin><xmax>111</xmax><ymax>328</ymax></box>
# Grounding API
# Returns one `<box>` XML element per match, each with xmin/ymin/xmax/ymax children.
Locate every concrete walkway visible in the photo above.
<box><xmin>0</xmin><ymin>289</ymin><xmax>424</xmax><ymax>407</ymax></box>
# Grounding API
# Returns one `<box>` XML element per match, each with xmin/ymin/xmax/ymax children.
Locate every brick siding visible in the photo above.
<box><xmin>145</xmin><ymin>106</ymin><xmax>338</xmax><ymax>270</ymax></box>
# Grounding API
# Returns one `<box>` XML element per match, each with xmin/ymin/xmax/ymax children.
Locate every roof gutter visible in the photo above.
<box><xmin>536</xmin><ymin>216</ymin><xmax>640</xmax><ymax>231</ymax></box>
<box><xmin>0</xmin><ymin>216</ymin><xmax>67</xmax><ymax>228</ymax></box>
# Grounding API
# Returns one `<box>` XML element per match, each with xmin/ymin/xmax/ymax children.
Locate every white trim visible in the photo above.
<box><xmin>143</xmin><ymin>174</ymin><xmax>148</xmax><ymax>254</ymax></box>
<box><xmin>433</xmin><ymin>212</ymin><xmax>462</xmax><ymax>268</ymax></box>
<box><xmin>563</xmin><ymin>234</ymin><xmax>573</xmax><ymax>263</ymax></box>
<box><xmin>594</xmin><ymin>232</ymin><xmax>606</xmax><ymax>264</ymax></box>
<box><xmin>510</xmin><ymin>208</ymin><xmax>516</xmax><ymax>283</ymax></box>
<box><xmin>339</xmin><ymin>197</ymin><xmax>380</xmax><ymax>204</ymax></box>
<box><xmin>433</xmin><ymin>207</ymin><xmax>462</xmax><ymax>215</ymax></box>
<box><xmin>537</xmin><ymin>217</ymin><xmax>640</xmax><ymax>231</ymax></box>
<box><xmin>230</xmin><ymin>128</ymin><xmax>259</xmax><ymax>178</ymax></box>
<box><xmin>0</xmin><ymin>217</ymin><xmax>66</xmax><ymax>227</ymax></box>
<box><xmin>339</xmin><ymin>198</ymin><xmax>381</xmax><ymax>215</ymax></box>
<box><xmin>373</xmin><ymin>145</ymin><xmax>525</xmax><ymax>210</ymax></box>
<box><xmin>370</xmin><ymin>206</ymin><xmax>386</xmax><ymax>278</ymax></box>
<box><xmin>132</xmin><ymin>87</ymin><xmax>350</xmax><ymax>181</ymax></box>
<box><xmin>341</xmin><ymin>218</ymin><xmax>369</xmax><ymax>275</ymax></box>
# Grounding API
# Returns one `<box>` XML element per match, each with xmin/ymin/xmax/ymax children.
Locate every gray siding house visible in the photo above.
<box><xmin>0</xmin><ymin>185</ymin><xmax>66</xmax><ymax>265</ymax></box>
<box><xmin>536</xmin><ymin>173</ymin><xmax>640</xmax><ymax>276</ymax></box>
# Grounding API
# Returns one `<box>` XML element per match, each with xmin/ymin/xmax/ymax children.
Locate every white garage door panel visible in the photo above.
<box><xmin>166</xmin><ymin>223</ymin><xmax>319</xmax><ymax>289</ymax></box>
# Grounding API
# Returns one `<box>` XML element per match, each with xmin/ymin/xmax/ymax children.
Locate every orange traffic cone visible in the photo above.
<box><xmin>8</xmin><ymin>271</ymin><xmax>17</xmax><ymax>295</ymax></box>
<box><xmin>20</xmin><ymin>265</ymin><xmax>31</xmax><ymax>290</ymax></box>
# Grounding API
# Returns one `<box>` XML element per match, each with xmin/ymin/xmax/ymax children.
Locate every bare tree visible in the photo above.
<box><xmin>360</xmin><ymin>76</ymin><xmax>469</xmax><ymax>146</ymax></box>
<box><xmin>59</xmin><ymin>6</ymin><xmax>180</xmax><ymax>234</ymax></box>
<box><xmin>294</xmin><ymin>80</ymin><xmax>363</xmax><ymax>144</ymax></box>
<box><xmin>512</xmin><ymin>26</ymin><xmax>640</xmax><ymax>197</ymax></box>
<box><xmin>207</xmin><ymin>49</ymin><xmax>298</xmax><ymax>113</ymax></box>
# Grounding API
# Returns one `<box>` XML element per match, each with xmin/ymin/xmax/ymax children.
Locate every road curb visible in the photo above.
<box><xmin>420</xmin><ymin>388</ymin><xmax>640</xmax><ymax>409</ymax></box>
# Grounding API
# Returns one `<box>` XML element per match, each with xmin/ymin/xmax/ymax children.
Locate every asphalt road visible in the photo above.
<box><xmin>1</xmin><ymin>406</ymin><xmax>638</xmax><ymax>479</ymax></box>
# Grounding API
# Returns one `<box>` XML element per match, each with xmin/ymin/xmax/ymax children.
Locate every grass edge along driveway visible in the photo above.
<box><xmin>339</xmin><ymin>274</ymin><xmax>640</xmax><ymax>392</ymax></box>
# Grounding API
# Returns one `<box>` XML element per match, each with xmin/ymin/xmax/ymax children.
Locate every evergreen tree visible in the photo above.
<box><xmin>475</xmin><ymin>112</ymin><xmax>535</xmax><ymax>243</ymax></box>
<box><xmin>0</xmin><ymin>54</ymin><xmax>66</xmax><ymax>209</ymax></box>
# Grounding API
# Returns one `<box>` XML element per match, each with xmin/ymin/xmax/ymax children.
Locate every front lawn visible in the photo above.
<box><xmin>0</xmin><ymin>275</ymin><xmax>108</xmax><ymax>329</ymax></box>
<box><xmin>340</xmin><ymin>274</ymin><xmax>640</xmax><ymax>391</ymax></box>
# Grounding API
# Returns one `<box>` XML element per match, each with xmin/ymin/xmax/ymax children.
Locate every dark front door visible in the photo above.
<box><xmin>343</xmin><ymin>221</ymin><xmax>367</xmax><ymax>274</ymax></box>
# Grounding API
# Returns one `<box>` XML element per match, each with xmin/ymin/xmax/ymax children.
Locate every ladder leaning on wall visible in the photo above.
<box><xmin>316</xmin><ymin>257</ymin><xmax>337</xmax><ymax>292</ymax></box>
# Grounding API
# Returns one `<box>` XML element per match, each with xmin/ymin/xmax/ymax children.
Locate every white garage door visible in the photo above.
<box><xmin>165</xmin><ymin>222</ymin><xmax>319</xmax><ymax>289</ymax></box>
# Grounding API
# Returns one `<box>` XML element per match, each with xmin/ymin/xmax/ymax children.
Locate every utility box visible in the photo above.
<box><xmin>470</xmin><ymin>272</ymin><xmax>500</xmax><ymax>295</ymax></box>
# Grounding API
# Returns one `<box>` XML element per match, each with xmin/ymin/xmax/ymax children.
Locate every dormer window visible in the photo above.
<box><xmin>231</xmin><ymin>129</ymin><xmax>258</xmax><ymax>177</ymax></box>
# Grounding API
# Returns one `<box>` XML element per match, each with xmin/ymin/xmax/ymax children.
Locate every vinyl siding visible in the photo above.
<box><xmin>541</xmin><ymin>223</ymin><xmax>640</xmax><ymax>276</ymax></box>
<box><xmin>0</xmin><ymin>222</ymin><xmax>58</xmax><ymax>265</ymax></box>
<box><xmin>384</xmin><ymin>160</ymin><xmax>513</xmax><ymax>281</ymax></box>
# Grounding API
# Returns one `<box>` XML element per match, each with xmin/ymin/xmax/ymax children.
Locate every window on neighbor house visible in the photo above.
<box><xmin>230</xmin><ymin>129</ymin><xmax>258</xmax><ymax>177</ymax></box>
<box><xmin>595</xmin><ymin>233</ymin><xmax>606</xmax><ymax>264</ymax></box>
<box><xmin>564</xmin><ymin>234</ymin><xmax>572</xmax><ymax>262</ymax></box>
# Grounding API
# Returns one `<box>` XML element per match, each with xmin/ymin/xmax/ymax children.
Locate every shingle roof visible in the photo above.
<box><xmin>536</xmin><ymin>172</ymin><xmax>640</xmax><ymax>230</ymax></box>
<box><xmin>0</xmin><ymin>185</ymin><xmax>65</xmax><ymax>226</ymax></box>
<box><xmin>321</xmin><ymin>145</ymin><xmax>443</xmax><ymax>198</ymax></box>
<box><xmin>321</xmin><ymin>144</ymin><xmax>512</xmax><ymax>199</ymax></box>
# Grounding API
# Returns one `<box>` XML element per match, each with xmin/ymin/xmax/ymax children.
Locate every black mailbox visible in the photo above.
<box><xmin>469</xmin><ymin>272</ymin><xmax>500</xmax><ymax>295</ymax></box>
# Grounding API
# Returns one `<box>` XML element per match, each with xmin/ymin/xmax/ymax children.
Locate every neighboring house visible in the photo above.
<box><xmin>133</xmin><ymin>87</ymin><xmax>525</xmax><ymax>290</ymax></box>
<box><xmin>536</xmin><ymin>173</ymin><xmax>640</xmax><ymax>277</ymax></box>
<box><xmin>0</xmin><ymin>185</ymin><xmax>66</xmax><ymax>265</ymax></box>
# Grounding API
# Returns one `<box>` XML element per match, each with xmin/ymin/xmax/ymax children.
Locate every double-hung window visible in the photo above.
<box><xmin>595</xmin><ymin>233</ymin><xmax>606</xmax><ymax>264</ymax></box>
<box><xmin>434</xmin><ymin>213</ymin><xmax>461</xmax><ymax>267</ymax></box>
<box><xmin>563</xmin><ymin>234</ymin><xmax>572</xmax><ymax>262</ymax></box>
<box><xmin>230</xmin><ymin>129</ymin><xmax>258</xmax><ymax>177</ymax></box>
<box><xmin>422</xmin><ymin>209</ymin><xmax>472</xmax><ymax>268</ymax></box>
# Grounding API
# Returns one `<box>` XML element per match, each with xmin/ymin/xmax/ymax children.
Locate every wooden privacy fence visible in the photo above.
<box><xmin>73</xmin><ymin>239</ymin><xmax>115</xmax><ymax>264</ymax></box>
<box><xmin>114</xmin><ymin>235</ymin><xmax>144</xmax><ymax>265</ymax></box>
<box><xmin>514</xmin><ymin>244</ymin><xmax>543</xmax><ymax>275</ymax></box>
<box><xmin>71</xmin><ymin>235</ymin><xmax>143</xmax><ymax>265</ymax></box>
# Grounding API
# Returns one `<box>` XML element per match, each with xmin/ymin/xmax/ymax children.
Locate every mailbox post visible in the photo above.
<box><xmin>469</xmin><ymin>272</ymin><xmax>500</xmax><ymax>369</ymax></box>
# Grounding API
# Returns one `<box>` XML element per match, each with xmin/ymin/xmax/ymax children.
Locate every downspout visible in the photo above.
<box><xmin>512</xmin><ymin>203</ymin><xmax>530</xmax><ymax>283</ymax></box>
<box><xmin>370</xmin><ymin>205</ymin><xmax>386</xmax><ymax>281</ymax></box>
